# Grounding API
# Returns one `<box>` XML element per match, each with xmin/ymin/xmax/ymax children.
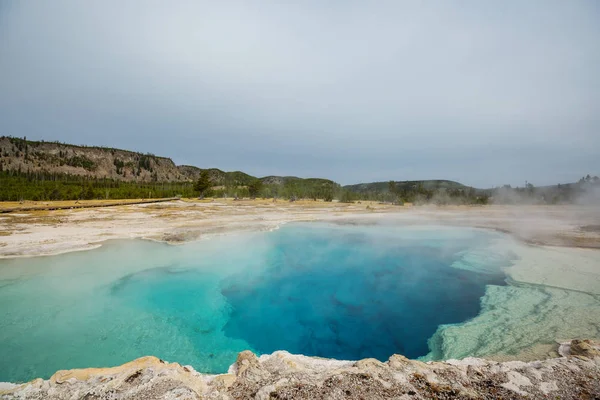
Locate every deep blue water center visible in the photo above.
<box><xmin>0</xmin><ymin>224</ymin><xmax>510</xmax><ymax>382</ymax></box>
<box><xmin>222</xmin><ymin>226</ymin><xmax>506</xmax><ymax>361</ymax></box>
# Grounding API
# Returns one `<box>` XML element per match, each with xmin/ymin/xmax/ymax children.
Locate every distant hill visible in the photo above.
<box><xmin>177</xmin><ymin>165</ymin><xmax>256</xmax><ymax>186</ymax></box>
<box><xmin>344</xmin><ymin>179</ymin><xmax>472</xmax><ymax>193</ymax></box>
<box><xmin>261</xmin><ymin>175</ymin><xmax>335</xmax><ymax>186</ymax></box>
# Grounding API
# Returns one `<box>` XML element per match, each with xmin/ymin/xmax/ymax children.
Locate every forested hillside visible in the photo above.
<box><xmin>177</xmin><ymin>165</ymin><xmax>256</xmax><ymax>186</ymax></box>
<box><xmin>342</xmin><ymin>179</ymin><xmax>486</xmax><ymax>204</ymax></box>
<box><xmin>0</xmin><ymin>136</ymin><xmax>339</xmax><ymax>201</ymax></box>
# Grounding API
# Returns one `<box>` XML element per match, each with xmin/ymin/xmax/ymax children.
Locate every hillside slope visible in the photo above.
<box><xmin>0</xmin><ymin>137</ymin><xmax>186</xmax><ymax>182</ymax></box>
<box><xmin>344</xmin><ymin>179</ymin><xmax>471</xmax><ymax>193</ymax></box>
<box><xmin>261</xmin><ymin>175</ymin><xmax>336</xmax><ymax>187</ymax></box>
<box><xmin>177</xmin><ymin>165</ymin><xmax>256</xmax><ymax>186</ymax></box>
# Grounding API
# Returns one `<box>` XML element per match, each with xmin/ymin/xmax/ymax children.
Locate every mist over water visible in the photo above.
<box><xmin>0</xmin><ymin>224</ymin><xmax>513</xmax><ymax>382</ymax></box>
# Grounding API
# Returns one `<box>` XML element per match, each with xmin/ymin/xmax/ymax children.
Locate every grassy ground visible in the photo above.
<box><xmin>0</xmin><ymin>198</ymin><xmax>179</xmax><ymax>213</ymax></box>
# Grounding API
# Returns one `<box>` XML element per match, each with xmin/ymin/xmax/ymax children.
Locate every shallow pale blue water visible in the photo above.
<box><xmin>0</xmin><ymin>223</ymin><xmax>512</xmax><ymax>383</ymax></box>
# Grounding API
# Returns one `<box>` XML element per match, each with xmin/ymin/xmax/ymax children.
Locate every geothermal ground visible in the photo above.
<box><xmin>1</xmin><ymin>200</ymin><xmax>599</xmax><ymax>399</ymax></box>
<box><xmin>1</xmin><ymin>199</ymin><xmax>599</xmax><ymax>258</ymax></box>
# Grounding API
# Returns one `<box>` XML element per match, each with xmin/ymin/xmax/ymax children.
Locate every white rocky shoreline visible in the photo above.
<box><xmin>1</xmin><ymin>339</ymin><xmax>599</xmax><ymax>399</ymax></box>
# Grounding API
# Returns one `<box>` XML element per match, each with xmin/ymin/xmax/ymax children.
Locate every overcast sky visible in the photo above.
<box><xmin>0</xmin><ymin>1</ymin><xmax>598</xmax><ymax>187</ymax></box>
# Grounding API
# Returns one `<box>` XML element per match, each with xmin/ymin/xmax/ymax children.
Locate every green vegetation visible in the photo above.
<box><xmin>259</xmin><ymin>178</ymin><xmax>338</xmax><ymax>200</ymax></box>
<box><xmin>113</xmin><ymin>159</ymin><xmax>125</xmax><ymax>174</ymax></box>
<box><xmin>178</xmin><ymin>166</ymin><xmax>257</xmax><ymax>187</ymax></box>
<box><xmin>0</xmin><ymin>167</ymin><xmax>342</xmax><ymax>202</ymax></box>
<box><xmin>248</xmin><ymin>179</ymin><xmax>263</xmax><ymax>198</ymax></box>
<box><xmin>3</xmin><ymin>167</ymin><xmax>597</xmax><ymax>205</ymax></box>
<box><xmin>344</xmin><ymin>180</ymin><xmax>489</xmax><ymax>204</ymax></box>
<box><xmin>194</xmin><ymin>171</ymin><xmax>211</xmax><ymax>197</ymax></box>
<box><xmin>138</xmin><ymin>154</ymin><xmax>155</xmax><ymax>172</ymax></box>
<box><xmin>206</xmin><ymin>177</ymin><xmax>339</xmax><ymax>200</ymax></box>
<box><xmin>0</xmin><ymin>170</ymin><xmax>194</xmax><ymax>201</ymax></box>
<box><xmin>65</xmin><ymin>155</ymin><xmax>96</xmax><ymax>171</ymax></box>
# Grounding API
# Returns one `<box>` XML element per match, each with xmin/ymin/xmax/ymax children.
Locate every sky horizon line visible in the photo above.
<box><xmin>1</xmin><ymin>1</ymin><xmax>598</xmax><ymax>188</ymax></box>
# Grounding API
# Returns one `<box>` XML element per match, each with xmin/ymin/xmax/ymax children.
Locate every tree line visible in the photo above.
<box><xmin>0</xmin><ymin>169</ymin><xmax>339</xmax><ymax>202</ymax></box>
<box><xmin>0</xmin><ymin>170</ymin><xmax>195</xmax><ymax>201</ymax></box>
<box><xmin>2</xmin><ymin>166</ymin><xmax>597</xmax><ymax>205</ymax></box>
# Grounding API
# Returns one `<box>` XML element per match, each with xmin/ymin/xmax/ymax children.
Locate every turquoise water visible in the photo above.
<box><xmin>0</xmin><ymin>224</ymin><xmax>512</xmax><ymax>383</ymax></box>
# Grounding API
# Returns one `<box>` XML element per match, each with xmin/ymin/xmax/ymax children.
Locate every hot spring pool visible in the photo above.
<box><xmin>0</xmin><ymin>223</ymin><xmax>516</xmax><ymax>382</ymax></box>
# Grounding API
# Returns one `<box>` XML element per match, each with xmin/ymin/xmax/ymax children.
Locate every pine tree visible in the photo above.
<box><xmin>248</xmin><ymin>179</ymin><xmax>263</xmax><ymax>198</ymax></box>
<box><xmin>388</xmin><ymin>180</ymin><xmax>396</xmax><ymax>193</ymax></box>
<box><xmin>194</xmin><ymin>170</ymin><xmax>211</xmax><ymax>196</ymax></box>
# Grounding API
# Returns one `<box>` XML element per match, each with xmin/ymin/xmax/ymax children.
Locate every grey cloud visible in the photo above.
<box><xmin>0</xmin><ymin>0</ymin><xmax>599</xmax><ymax>187</ymax></box>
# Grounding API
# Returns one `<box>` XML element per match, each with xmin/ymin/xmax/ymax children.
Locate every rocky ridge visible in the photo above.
<box><xmin>1</xmin><ymin>340</ymin><xmax>598</xmax><ymax>399</ymax></box>
<box><xmin>0</xmin><ymin>137</ymin><xmax>185</xmax><ymax>182</ymax></box>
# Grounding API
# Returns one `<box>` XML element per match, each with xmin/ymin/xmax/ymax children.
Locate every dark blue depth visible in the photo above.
<box><xmin>221</xmin><ymin>226</ymin><xmax>507</xmax><ymax>360</ymax></box>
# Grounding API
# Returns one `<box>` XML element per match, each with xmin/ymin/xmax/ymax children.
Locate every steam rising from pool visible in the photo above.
<box><xmin>1</xmin><ymin>223</ymin><xmax>598</xmax><ymax>383</ymax></box>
